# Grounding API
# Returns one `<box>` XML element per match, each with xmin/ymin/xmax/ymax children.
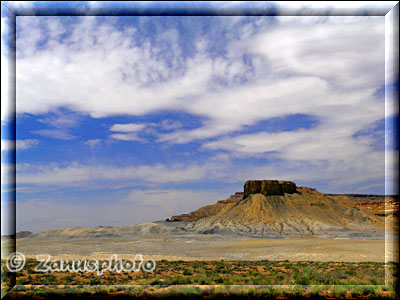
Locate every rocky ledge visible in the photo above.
<box><xmin>243</xmin><ymin>180</ymin><xmax>297</xmax><ymax>198</ymax></box>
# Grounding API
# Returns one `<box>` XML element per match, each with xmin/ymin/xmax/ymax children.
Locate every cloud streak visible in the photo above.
<box><xmin>110</xmin><ymin>123</ymin><xmax>146</xmax><ymax>132</ymax></box>
<box><xmin>1</xmin><ymin>139</ymin><xmax>39</xmax><ymax>151</ymax></box>
<box><xmin>32</xmin><ymin>129</ymin><xmax>75</xmax><ymax>140</ymax></box>
<box><xmin>16</xmin><ymin>162</ymin><xmax>209</xmax><ymax>186</ymax></box>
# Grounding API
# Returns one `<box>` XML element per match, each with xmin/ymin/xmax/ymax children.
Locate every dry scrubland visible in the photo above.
<box><xmin>5</xmin><ymin>259</ymin><xmax>390</xmax><ymax>286</ymax></box>
<box><xmin>1</xmin><ymin>259</ymin><xmax>399</xmax><ymax>299</ymax></box>
<box><xmin>2</xmin><ymin>237</ymin><xmax>398</xmax><ymax>299</ymax></box>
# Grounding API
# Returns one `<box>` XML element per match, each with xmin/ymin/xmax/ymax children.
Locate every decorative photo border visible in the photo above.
<box><xmin>1</xmin><ymin>1</ymin><xmax>398</xmax><ymax>299</ymax></box>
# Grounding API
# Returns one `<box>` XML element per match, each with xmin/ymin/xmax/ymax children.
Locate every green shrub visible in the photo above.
<box><xmin>17</xmin><ymin>278</ymin><xmax>30</xmax><ymax>285</ymax></box>
<box><xmin>362</xmin><ymin>286</ymin><xmax>375</xmax><ymax>297</ymax></box>
<box><xmin>171</xmin><ymin>275</ymin><xmax>187</xmax><ymax>284</ymax></box>
<box><xmin>150</xmin><ymin>278</ymin><xmax>161</xmax><ymax>285</ymax></box>
<box><xmin>89</xmin><ymin>278</ymin><xmax>101</xmax><ymax>285</ymax></box>
<box><xmin>332</xmin><ymin>286</ymin><xmax>347</xmax><ymax>298</ymax></box>
<box><xmin>183</xmin><ymin>268</ymin><xmax>192</xmax><ymax>276</ymax></box>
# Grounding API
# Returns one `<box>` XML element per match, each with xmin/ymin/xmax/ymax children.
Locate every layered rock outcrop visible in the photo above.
<box><xmin>170</xmin><ymin>181</ymin><xmax>299</xmax><ymax>222</ymax></box>
<box><xmin>243</xmin><ymin>180</ymin><xmax>297</xmax><ymax>198</ymax></box>
<box><xmin>165</xmin><ymin>179</ymin><xmax>394</xmax><ymax>237</ymax></box>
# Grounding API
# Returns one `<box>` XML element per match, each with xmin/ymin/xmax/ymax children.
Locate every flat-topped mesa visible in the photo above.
<box><xmin>243</xmin><ymin>180</ymin><xmax>297</xmax><ymax>198</ymax></box>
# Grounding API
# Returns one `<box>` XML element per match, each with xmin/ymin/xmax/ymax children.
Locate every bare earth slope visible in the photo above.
<box><xmin>169</xmin><ymin>192</ymin><xmax>243</xmax><ymax>222</ymax></box>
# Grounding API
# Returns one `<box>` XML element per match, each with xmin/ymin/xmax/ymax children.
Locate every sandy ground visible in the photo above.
<box><xmin>2</xmin><ymin>235</ymin><xmax>397</xmax><ymax>262</ymax></box>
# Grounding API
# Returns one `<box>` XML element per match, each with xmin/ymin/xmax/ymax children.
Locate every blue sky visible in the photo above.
<box><xmin>1</xmin><ymin>2</ymin><xmax>398</xmax><ymax>233</ymax></box>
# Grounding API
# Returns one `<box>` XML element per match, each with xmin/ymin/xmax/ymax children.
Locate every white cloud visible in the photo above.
<box><xmin>203</xmin><ymin>122</ymin><xmax>377</xmax><ymax>161</ymax></box>
<box><xmin>153</xmin><ymin>17</ymin><xmax>386</xmax><ymax>190</ymax></box>
<box><xmin>248</xmin><ymin>18</ymin><xmax>384</xmax><ymax>89</ymax></box>
<box><xmin>273</xmin><ymin>1</ymin><xmax>396</xmax><ymax>15</ymax></box>
<box><xmin>31</xmin><ymin>111</ymin><xmax>80</xmax><ymax>141</ymax></box>
<box><xmin>15</xmin><ymin>16</ymin><xmax>212</xmax><ymax>117</ymax></box>
<box><xmin>110</xmin><ymin>123</ymin><xmax>146</xmax><ymax>132</ymax></box>
<box><xmin>157</xmin><ymin>18</ymin><xmax>384</xmax><ymax>145</ymax></box>
<box><xmin>1</xmin><ymin>16</ymin><xmax>12</xmax><ymax>123</ymax></box>
<box><xmin>109</xmin><ymin>132</ymin><xmax>144</xmax><ymax>142</ymax></box>
<box><xmin>12</xmin><ymin>16</ymin><xmax>390</xmax><ymax>193</ymax></box>
<box><xmin>16</xmin><ymin>139</ymin><xmax>39</xmax><ymax>150</ymax></box>
<box><xmin>13</xmin><ymin>145</ymin><xmax>389</xmax><ymax>195</ymax></box>
<box><xmin>84</xmin><ymin>139</ymin><xmax>102</xmax><ymax>147</ymax></box>
<box><xmin>16</xmin><ymin>162</ymin><xmax>209</xmax><ymax>186</ymax></box>
<box><xmin>159</xmin><ymin>119</ymin><xmax>182</xmax><ymax>131</ymax></box>
<box><xmin>385</xmin><ymin>6</ymin><xmax>399</xmax><ymax>120</ymax></box>
<box><xmin>1</xmin><ymin>162</ymin><xmax>15</xmax><ymax>186</ymax></box>
<box><xmin>158</xmin><ymin>76</ymin><xmax>331</xmax><ymax>143</ymax></box>
<box><xmin>39</xmin><ymin>111</ymin><xmax>79</xmax><ymax>129</ymax></box>
<box><xmin>108</xmin><ymin>121</ymin><xmax>184</xmax><ymax>141</ymax></box>
<box><xmin>15</xmin><ymin>17</ymin><xmax>385</xmax><ymax>135</ymax></box>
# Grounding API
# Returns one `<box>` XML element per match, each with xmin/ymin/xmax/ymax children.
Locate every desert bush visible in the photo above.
<box><xmin>198</xmin><ymin>276</ymin><xmax>212</xmax><ymax>285</ymax></box>
<box><xmin>332</xmin><ymin>286</ymin><xmax>348</xmax><ymax>298</ymax></box>
<box><xmin>360</xmin><ymin>286</ymin><xmax>376</xmax><ymax>297</ymax></box>
<box><xmin>16</xmin><ymin>277</ymin><xmax>30</xmax><ymax>285</ymax></box>
<box><xmin>171</xmin><ymin>275</ymin><xmax>188</xmax><ymax>284</ymax></box>
<box><xmin>369</xmin><ymin>278</ymin><xmax>378</xmax><ymax>285</ymax></box>
<box><xmin>150</xmin><ymin>278</ymin><xmax>161</xmax><ymax>285</ymax></box>
<box><xmin>89</xmin><ymin>278</ymin><xmax>101</xmax><ymax>285</ymax></box>
<box><xmin>183</xmin><ymin>268</ymin><xmax>192</xmax><ymax>275</ymax></box>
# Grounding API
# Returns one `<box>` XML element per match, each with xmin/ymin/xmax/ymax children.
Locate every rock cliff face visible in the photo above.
<box><xmin>243</xmin><ymin>180</ymin><xmax>297</xmax><ymax>198</ymax></box>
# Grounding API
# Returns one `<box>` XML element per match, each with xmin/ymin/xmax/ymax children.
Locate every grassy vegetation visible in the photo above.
<box><xmin>2</xmin><ymin>284</ymin><xmax>398</xmax><ymax>299</ymax></box>
<box><xmin>9</xmin><ymin>259</ymin><xmax>390</xmax><ymax>286</ymax></box>
<box><xmin>1</xmin><ymin>259</ymin><xmax>398</xmax><ymax>299</ymax></box>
